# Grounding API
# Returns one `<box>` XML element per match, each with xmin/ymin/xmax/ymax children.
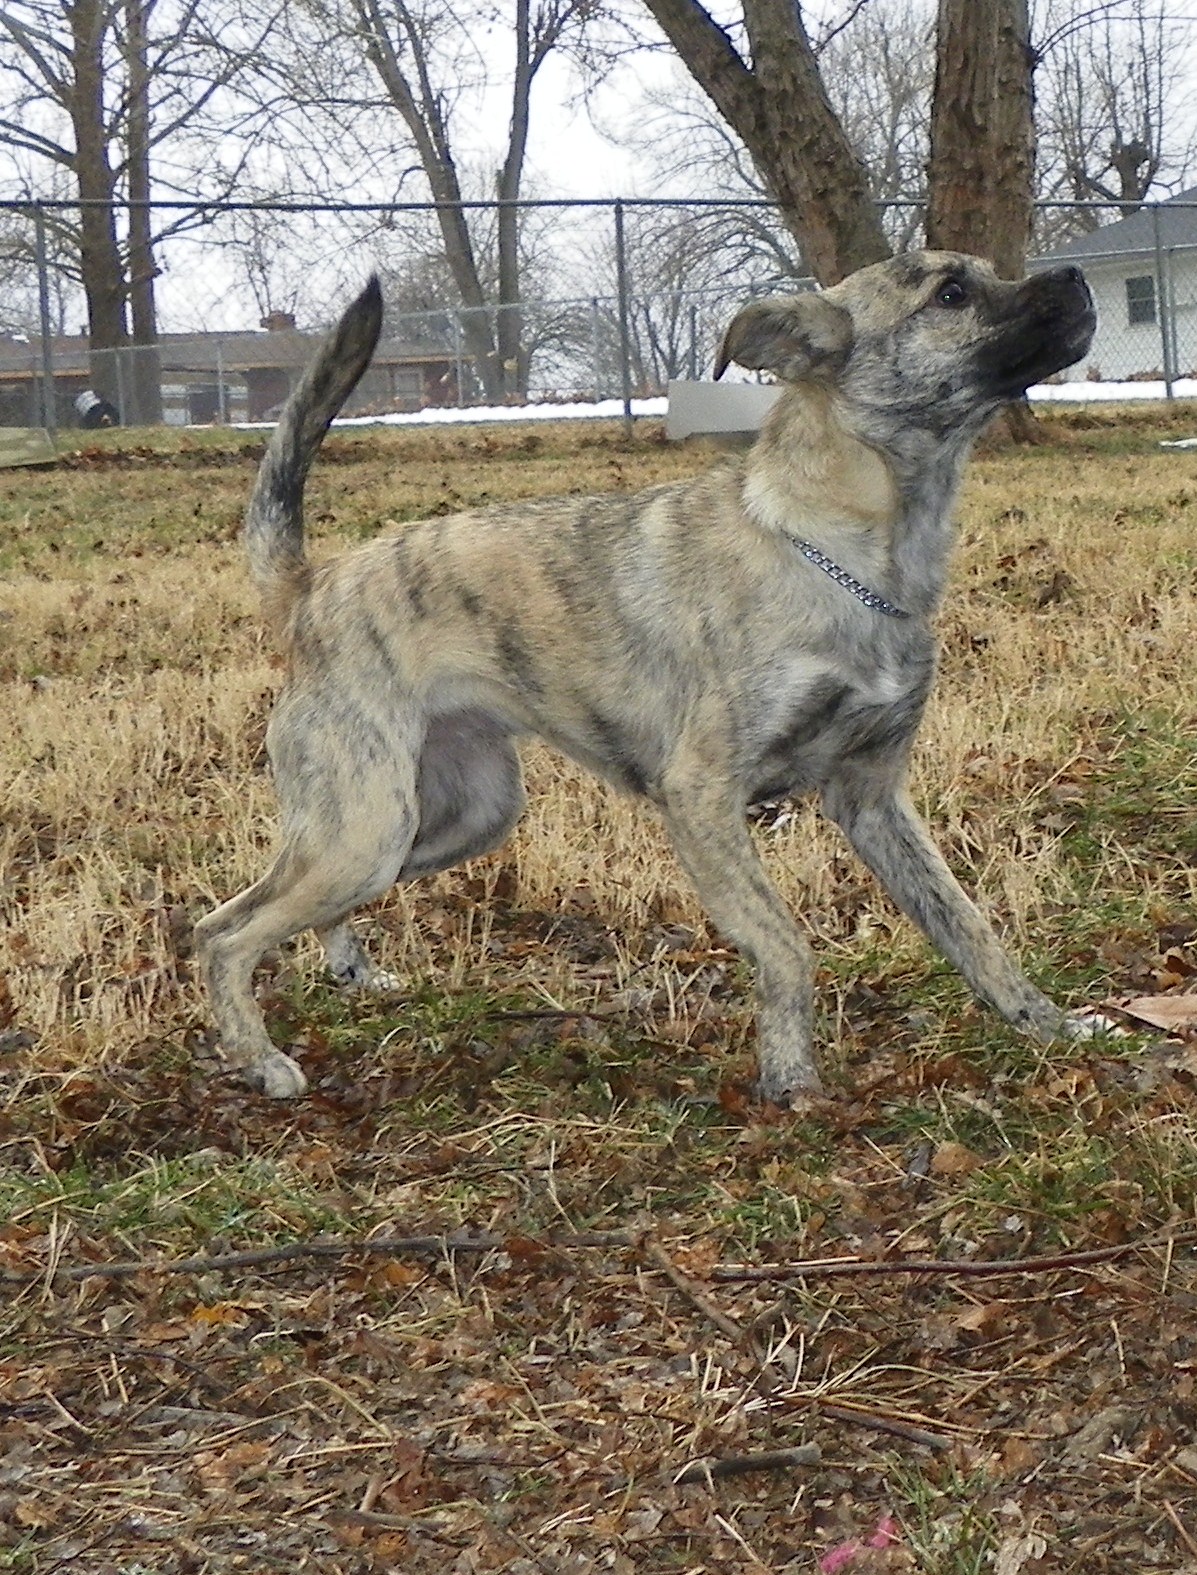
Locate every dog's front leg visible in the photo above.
<box><xmin>822</xmin><ymin>772</ymin><xmax>1069</xmax><ymax>1041</ymax></box>
<box><xmin>660</xmin><ymin>778</ymin><xmax>823</xmax><ymax>1100</ymax></box>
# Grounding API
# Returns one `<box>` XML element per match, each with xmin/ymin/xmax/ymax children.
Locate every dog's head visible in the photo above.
<box><xmin>717</xmin><ymin>251</ymin><xmax>1095</xmax><ymax>439</ymax></box>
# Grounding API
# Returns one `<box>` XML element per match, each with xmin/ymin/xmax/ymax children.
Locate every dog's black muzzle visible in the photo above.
<box><xmin>979</xmin><ymin>265</ymin><xmax>1096</xmax><ymax>399</ymax></box>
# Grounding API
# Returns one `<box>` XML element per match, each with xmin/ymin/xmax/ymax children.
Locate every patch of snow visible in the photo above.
<box><xmin>226</xmin><ymin>379</ymin><xmax>1196</xmax><ymax>435</ymax></box>
<box><xmin>1031</xmin><ymin>377</ymin><xmax>1197</xmax><ymax>402</ymax></box>
<box><xmin>233</xmin><ymin>396</ymin><xmax>667</xmax><ymax>433</ymax></box>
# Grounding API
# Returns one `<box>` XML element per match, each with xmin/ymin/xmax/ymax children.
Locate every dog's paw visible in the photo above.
<box><xmin>1059</xmin><ymin>1011</ymin><xmax>1129</xmax><ymax>1041</ymax></box>
<box><xmin>754</xmin><ymin>1064</ymin><xmax>827</xmax><ymax>1110</ymax></box>
<box><xmin>356</xmin><ymin>967</ymin><xmax>403</xmax><ymax>995</ymax></box>
<box><xmin>328</xmin><ymin>962</ymin><xmax>403</xmax><ymax>995</ymax></box>
<box><xmin>243</xmin><ymin>1049</ymin><xmax>309</xmax><ymax>1099</ymax></box>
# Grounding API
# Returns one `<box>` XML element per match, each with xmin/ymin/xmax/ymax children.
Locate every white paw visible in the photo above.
<box><xmin>329</xmin><ymin>963</ymin><xmax>403</xmax><ymax>994</ymax></box>
<box><xmin>1060</xmin><ymin>1011</ymin><xmax>1128</xmax><ymax>1041</ymax></box>
<box><xmin>358</xmin><ymin>967</ymin><xmax>403</xmax><ymax>995</ymax></box>
<box><xmin>252</xmin><ymin>1049</ymin><xmax>309</xmax><ymax>1099</ymax></box>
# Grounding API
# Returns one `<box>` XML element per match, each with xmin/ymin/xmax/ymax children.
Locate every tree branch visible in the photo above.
<box><xmin>711</xmin><ymin>1227</ymin><xmax>1197</xmax><ymax>1283</ymax></box>
<box><xmin>0</xmin><ymin>1228</ymin><xmax>638</xmax><ymax>1286</ymax></box>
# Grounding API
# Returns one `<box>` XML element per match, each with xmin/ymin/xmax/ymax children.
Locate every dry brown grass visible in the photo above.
<box><xmin>0</xmin><ymin>410</ymin><xmax>1195</xmax><ymax>1572</ymax></box>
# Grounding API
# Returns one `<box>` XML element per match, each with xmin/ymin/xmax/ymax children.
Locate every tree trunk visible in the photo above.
<box><xmin>357</xmin><ymin>0</ymin><xmax>506</xmax><ymax>401</ymax></box>
<box><xmin>926</xmin><ymin>0</ymin><xmax>1039</xmax><ymax>444</ymax></box>
<box><xmin>125</xmin><ymin>0</ymin><xmax>162</xmax><ymax>424</ymax></box>
<box><xmin>69</xmin><ymin>0</ymin><xmax>128</xmax><ymax>403</ymax></box>
<box><xmin>643</xmin><ymin>0</ymin><xmax>890</xmax><ymax>284</ymax></box>
<box><xmin>494</xmin><ymin>0</ymin><xmax>532</xmax><ymax>398</ymax></box>
<box><xmin>925</xmin><ymin>0</ymin><xmax>1035</xmax><ymax>277</ymax></box>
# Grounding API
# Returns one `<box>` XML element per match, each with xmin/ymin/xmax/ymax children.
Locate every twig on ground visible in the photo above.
<box><xmin>0</xmin><ymin>1229</ymin><xmax>636</xmax><ymax>1286</ymax></box>
<box><xmin>1163</xmin><ymin>1498</ymin><xmax>1197</xmax><ymax>1560</ymax></box>
<box><xmin>640</xmin><ymin>1235</ymin><xmax>951</xmax><ymax>1461</ymax></box>
<box><xmin>674</xmin><ymin>1444</ymin><xmax>822</xmax><ymax>1484</ymax></box>
<box><xmin>711</xmin><ymin>1228</ymin><xmax>1197</xmax><ymax>1284</ymax></box>
<box><xmin>640</xmin><ymin>1235</ymin><xmax>746</xmax><ymax>1344</ymax></box>
<box><xmin>813</xmin><ymin>1401</ymin><xmax>954</xmax><ymax>1453</ymax></box>
<box><xmin>8</xmin><ymin>1223</ymin><xmax>1190</xmax><ymax>1297</ymax></box>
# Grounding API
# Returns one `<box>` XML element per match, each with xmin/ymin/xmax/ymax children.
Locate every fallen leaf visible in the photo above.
<box><xmin>1105</xmin><ymin>994</ymin><xmax>1197</xmax><ymax>1034</ymax></box>
<box><xmin>623</xmin><ymin>1505</ymin><xmax>664</xmax><ymax>1541</ymax></box>
<box><xmin>190</xmin><ymin>1302</ymin><xmax>247</xmax><ymax>1326</ymax></box>
<box><xmin>931</xmin><ymin>1141</ymin><xmax>982</xmax><ymax>1177</ymax></box>
<box><xmin>14</xmin><ymin>1497</ymin><xmax>55</xmax><ymax>1530</ymax></box>
<box><xmin>998</xmin><ymin>1436</ymin><xmax>1041</xmax><ymax>1477</ymax></box>
<box><xmin>1064</xmin><ymin>1404</ymin><xmax>1139</xmax><ymax>1461</ymax></box>
<box><xmin>995</xmin><ymin>1531</ymin><xmax>1048</xmax><ymax>1574</ymax></box>
<box><xmin>956</xmin><ymin>1302</ymin><xmax>1003</xmax><ymax>1334</ymax></box>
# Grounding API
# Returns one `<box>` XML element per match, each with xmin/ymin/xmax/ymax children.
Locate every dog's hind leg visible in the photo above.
<box><xmin>660</xmin><ymin>768</ymin><xmax>823</xmax><ymax>1102</ymax></box>
<box><xmin>400</xmin><ymin>709</ymin><xmax>525</xmax><ymax>879</ymax></box>
<box><xmin>822</xmin><ymin>773</ymin><xmax>1069</xmax><ymax>1041</ymax></box>
<box><xmin>317</xmin><ymin>921</ymin><xmax>403</xmax><ymax>994</ymax></box>
<box><xmin>316</xmin><ymin>709</ymin><xmax>525</xmax><ymax>995</ymax></box>
<box><xmin>196</xmin><ymin>705</ymin><xmax>420</xmax><ymax>1097</ymax></box>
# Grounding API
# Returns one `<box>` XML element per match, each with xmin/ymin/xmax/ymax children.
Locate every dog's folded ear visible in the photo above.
<box><xmin>715</xmin><ymin>293</ymin><xmax>854</xmax><ymax>382</ymax></box>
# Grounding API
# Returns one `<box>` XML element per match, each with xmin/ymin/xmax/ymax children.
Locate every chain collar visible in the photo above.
<box><xmin>788</xmin><ymin>535</ymin><xmax>910</xmax><ymax>620</ymax></box>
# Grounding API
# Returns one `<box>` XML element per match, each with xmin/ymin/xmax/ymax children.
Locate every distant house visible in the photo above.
<box><xmin>0</xmin><ymin>309</ymin><xmax>470</xmax><ymax>428</ymax></box>
<box><xmin>1034</xmin><ymin>188</ymin><xmax>1197</xmax><ymax>381</ymax></box>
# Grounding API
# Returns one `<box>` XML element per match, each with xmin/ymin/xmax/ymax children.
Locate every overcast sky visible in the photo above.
<box><xmin>150</xmin><ymin>3</ymin><xmax>1197</xmax><ymax>332</ymax></box>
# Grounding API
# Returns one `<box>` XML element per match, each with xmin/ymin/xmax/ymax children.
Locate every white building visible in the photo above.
<box><xmin>1034</xmin><ymin>188</ymin><xmax>1197</xmax><ymax>383</ymax></box>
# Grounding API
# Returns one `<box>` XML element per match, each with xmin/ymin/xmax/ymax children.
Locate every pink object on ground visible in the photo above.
<box><xmin>819</xmin><ymin>1515</ymin><xmax>903</xmax><ymax>1571</ymax></box>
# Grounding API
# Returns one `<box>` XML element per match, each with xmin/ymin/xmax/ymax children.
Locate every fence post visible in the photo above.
<box><xmin>217</xmin><ymin>341</ymin><xmax>228</xmax><ymax>423</ymax></box>
<box><xmin>32</xmin><ymin>203</ymin><xmax>57</xmax><ymax>436</ymax></box>
<box><xmin>449</xmin><ymin>313</ymin><xmax>461</xmax><ymax>408</ymax></box>
<box><xmin>1151</xmin><ymin>203</ymin><xmax>1174</xmax><ymax>400</ymax></box>
<box><xmin>1167</xmin><ymin>250</ymin><xmax>1181</xmax><ymax>384</ymax></box>
<box><xmin>590</xmin><ymin>297</ymin><xmax>602</xmax><ymax>401</ymax></box>
<box><xmin>114</xmin><ymin>351</ymin><xmax>127</xmax><ymax>425</ymax></box>
<box><xmin>613</xmin><ymin>200</ymin><xmax>634</xmax><ymax>437</ymax></box>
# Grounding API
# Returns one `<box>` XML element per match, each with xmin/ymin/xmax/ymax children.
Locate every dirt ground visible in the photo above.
<box><xmin>1</xmin><ymin>409</ymin><xmax>1196</xmax><ymax>1572</ymax></box>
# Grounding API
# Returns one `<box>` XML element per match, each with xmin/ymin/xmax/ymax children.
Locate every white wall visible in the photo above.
<box><xmin>1057</xmin><ymin>255</ymin><xmax>1197</xmax><ymax>382</ymax></box>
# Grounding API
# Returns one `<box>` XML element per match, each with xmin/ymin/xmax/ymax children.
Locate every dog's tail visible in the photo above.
<box><xmin>244</xmin><ymin>275</ymin><xmax>384</xmax><ymax>625</ymax></box>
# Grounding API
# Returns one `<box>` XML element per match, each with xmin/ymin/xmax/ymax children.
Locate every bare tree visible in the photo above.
<box><xmin>0</xmin><ymin>2</ymin><xmax>277</xmax><ymax>415</ymax></box>
<box><xmin>123</xmin><ymin>0</ymin><xmax>159</xmax><ymax>419</ymax></box>
<box><xmin>256</xmin><ymin>0</ymin><xmax>600</xmax><ymax>402</ymax></box>
<box><xmin>632</xmin><ymin>1</ymin><xmax>934</xmax><ymax>271</ymax></box>
<box><xmin>1034</xmin><ymin>0</ymin><xmax>1197</xmax><ymax>243</ymax></box>
<box><xmin>581</xmin><ymin>204</ymin><xmax>773</xmax><ymax>393</ymax></box>
<box><xmin>641</xmin><ymin>0</ymin><xmax>890</xmax><ymax>284</ymax></box>
<box><xmin>0</xmin><ymin>193</ymin><xmax>74</xmax><ymax>334</ymax></box>
<box><xmin>641</xmin><ymin>1</ymin><xmax>1043</xmax><ymax>288</ymax></box>
<box><xmin>820</xmin><ymin>0</ymin><xmax>933</xmax><ymax>249</ymax></box>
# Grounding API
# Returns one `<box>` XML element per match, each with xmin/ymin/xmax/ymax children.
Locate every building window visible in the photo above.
<box><xmin>1126</xmin><ymin>274</ymin><xmax>1156</xmax><ymax>326</ymax></box>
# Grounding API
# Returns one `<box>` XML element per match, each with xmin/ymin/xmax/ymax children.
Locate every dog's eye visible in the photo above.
<box><xmin>934</xmin><ymin>280</ymin><xmax>968</xmax><ymax>307</ymax></box>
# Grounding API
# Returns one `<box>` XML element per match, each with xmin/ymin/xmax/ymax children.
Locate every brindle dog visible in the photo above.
<box><xmin>196</xmin><ymin>251</ymin><xmax>1100</xmax><ymax>1103</ymax></box>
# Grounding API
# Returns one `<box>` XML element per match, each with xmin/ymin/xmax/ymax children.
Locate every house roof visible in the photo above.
<box><xmin>1038</xmin><ymin>186</ymin><xmax>1197</xmax><ymax>262</ymax></box>
<box><xmin>0</xmin><ymin>329</ymin><xmax>460</xmax><ymax>380</ymax></box>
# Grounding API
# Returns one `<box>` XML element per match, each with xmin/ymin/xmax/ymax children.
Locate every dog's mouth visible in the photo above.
<box><xmin>980</xmin><ymin>267</ymin><xmax>1096</xmax><ymax>398</ymax></box>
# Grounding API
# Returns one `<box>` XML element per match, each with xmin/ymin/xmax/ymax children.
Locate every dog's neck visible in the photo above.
<box><xmin>745</xmin><ymin>384</ymin><xmax>895</xmax><ymax>540</ymax></box>
<box><xmin>744</xmin><ymin>384</ymin><xmax>974</xmax><ymax>621</ymax></box>
<box><xmin>884</xmin><ymin>440</ymin><xmax>975</xmax><ymax>618</ymax></box>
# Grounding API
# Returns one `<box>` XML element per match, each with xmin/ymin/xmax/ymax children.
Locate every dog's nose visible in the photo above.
<box><xmin>1052</xmin><ymin>264</ymin><xmax>1089</xmax><ymax>292</ymax></box>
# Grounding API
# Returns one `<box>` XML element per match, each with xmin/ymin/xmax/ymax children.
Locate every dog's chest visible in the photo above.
<box><xmin>748</xmin><ymin>657</ymin><xmax>933</xmax><ymax>800</ymax></box>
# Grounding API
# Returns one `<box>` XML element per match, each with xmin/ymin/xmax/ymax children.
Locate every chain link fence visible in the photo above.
<box><xmin>0</xmin><ymin>196</ymin><xmax>1193</xmax><ymax>434</ymax></box>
